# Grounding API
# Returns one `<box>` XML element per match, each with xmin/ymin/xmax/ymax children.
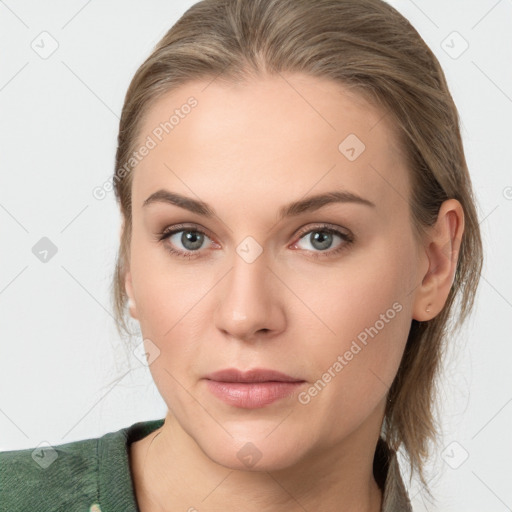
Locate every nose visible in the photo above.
<box><xmin>214</xmin><ymin>250</ymin><xmax>286</xmax><ymax>342</ymax></box>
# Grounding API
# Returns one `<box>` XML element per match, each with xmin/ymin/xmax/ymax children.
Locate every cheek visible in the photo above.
<box><xmin>129</xmin><ymin>266</ymin><xmax>216</xmax><ymax>421</ymax></box>
<box><xmin>293</xmin><ymin>235</ymin><xmax>414</xmax><ymax>339</ymax></box>
<box><xmin>129</xmin><ymin>241</ymin><xmax>223</xmax><ymax>397</ymax></box>
<box><xmin>291</xmin><ymin>238</ymin><xmax>414</xmax><ymax>415</ymax></box>
<box><xmin>129</xmin><ymin>230</ymin><xmax>213</xmax><ymax>338</ymax></box>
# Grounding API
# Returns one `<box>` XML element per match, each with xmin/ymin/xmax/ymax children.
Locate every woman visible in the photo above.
<box><xmin>0</xmin><ymin>0</ymin><xmax>483</xmax><ymax>510</ymax></box>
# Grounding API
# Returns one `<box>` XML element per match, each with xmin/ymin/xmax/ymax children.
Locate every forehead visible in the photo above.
<box><xmin>131</xmin><ymin>73</ymin><xmax>409</xmax><ymax>217</ymax></box>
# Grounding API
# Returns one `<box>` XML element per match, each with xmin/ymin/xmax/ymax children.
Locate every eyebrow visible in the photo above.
<box><xmin>142</xmin><ymin>189</ymin><xmax>375</xmax><ymax>219</ymax></box>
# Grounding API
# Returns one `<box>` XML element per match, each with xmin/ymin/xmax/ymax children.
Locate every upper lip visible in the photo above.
<box><xmin>204</xmin><ymin>368</ymin><xmax>304</xmax><ymax>383</ymax></box>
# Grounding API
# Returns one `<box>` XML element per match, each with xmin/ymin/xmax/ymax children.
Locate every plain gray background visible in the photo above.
<box><xmin>1</xmin><ymin>1</ymin><xmax>511</xmax><ymax>510</ymax></box>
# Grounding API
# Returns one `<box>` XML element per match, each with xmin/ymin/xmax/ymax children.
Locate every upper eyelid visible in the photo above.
<box><xmin>294</xmin><ymin>223</ymin><xmax>350</xmax><ymax>237</ymax></box>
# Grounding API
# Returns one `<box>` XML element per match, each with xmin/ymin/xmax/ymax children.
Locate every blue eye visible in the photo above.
<box><xmin>168</xmin><ymin>230</ymin><xmax>207</xmax><ymax>252</ymax></box>
<box><xmin>293</xmin><ymin>226</ymin><xmax>353</xmax><ymax>258</ymax></box>
<box><xmin>158</xmin><ymin>225</ymin><xmax>212</xmax><ymax>259</ymax></box>
<box><xmin>158</xmin><ymin>224</ymin><xmax>354</xmax><ymax>260</ymax></box>
<box><xmin>297</xmin><ymin>230</ymin><xmax>339</xmax><ymax>251</ymax></box>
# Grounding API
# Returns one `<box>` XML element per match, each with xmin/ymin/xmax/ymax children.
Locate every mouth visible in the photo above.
<box><xmin>203</xmin><ymin>368</ymin><xmax>306</xmax><ymax>409</ymax></box>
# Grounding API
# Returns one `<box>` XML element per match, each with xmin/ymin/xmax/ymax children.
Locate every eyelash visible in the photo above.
<box><xmin>156</xmin><ymin>223</ymin><xmax>354</xmax><ymax>260</ymax></box>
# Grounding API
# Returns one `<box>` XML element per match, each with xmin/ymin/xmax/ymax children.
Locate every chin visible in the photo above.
<box><xmin>197</xmin><ymin>432</ymin><xmax>309</xmax><ymax>472</ymax></box>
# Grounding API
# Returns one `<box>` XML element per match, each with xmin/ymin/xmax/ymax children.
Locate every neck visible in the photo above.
<box><xmin>130</xmin><ymin>408</ymin><xmax>384</xmax><ymax>512</ymax></box>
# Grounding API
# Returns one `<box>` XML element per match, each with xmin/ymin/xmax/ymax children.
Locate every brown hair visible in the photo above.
<box><xmin>111</xmin><ymin>0</ymin><xmax>483</xmax><ymax>486</ymax></box>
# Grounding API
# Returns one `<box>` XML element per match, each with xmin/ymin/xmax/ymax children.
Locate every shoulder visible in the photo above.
<box><xmin>0</xmin><ymin>418</ymin><xmax>164</xmax><ymax>512</ymax></box>
<box><xmin>0</xmin><ymin>435</ymin><xmax>100</xmax><ymax>510</ymax></box>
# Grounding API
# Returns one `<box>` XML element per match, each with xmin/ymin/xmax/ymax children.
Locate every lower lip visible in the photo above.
<box><xmin>205</xmin><ymin>380</ymin><xmax>305</xmax><ymax>409</ymax></box>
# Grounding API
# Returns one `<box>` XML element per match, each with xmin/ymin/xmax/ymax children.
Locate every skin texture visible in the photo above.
<box><xmin>124</xmin><ymin>73</ymin><xmax>464</xmax><ymax>512</ymax></box>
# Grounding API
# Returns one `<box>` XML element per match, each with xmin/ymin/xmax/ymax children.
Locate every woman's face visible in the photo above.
<box><xmin>125</xmin><ymin>73</ymin><xmax>426</xmax><ymax>470</ymax></box>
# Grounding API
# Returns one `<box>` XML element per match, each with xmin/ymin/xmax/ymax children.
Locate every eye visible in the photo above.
<box><xmin>292</xmin><ymin>224</ymin><xmax>354</xmax><ymax>257</ymax></box>
<box><xmin>169</xmin><ymin>230</ymin><xmax>207</xmax><ymax>250</ymax></box>
<box><xmin>157</xmin><ymin>225</ymin><xmax>214</xmax><ymax>259</ymax></box>
<box><xmin>157</xmin><ymin>223</ymin><xmax>354</xmax><ymax>260</ymax></box>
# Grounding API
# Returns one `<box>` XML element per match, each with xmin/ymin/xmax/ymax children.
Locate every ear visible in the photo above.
<box><xmin>412</xmin><ymin>199</ymin><xmax>464</xmax><ymax>321</ymax></box>
<box><xmin>120</xmin><ymin>217</ymin><xmax>138</xmax><ymax>320</ymax></box>
<box><xmin>125</xmin><ymin>269</ymin><xmax>139</xmax><ymax>320</ymax></box>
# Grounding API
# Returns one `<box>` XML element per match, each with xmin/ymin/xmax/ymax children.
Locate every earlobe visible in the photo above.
<box><xmin>412</xmin><ymin>199</ymin><xmax>464</xmax><ymax>322</ymax></box>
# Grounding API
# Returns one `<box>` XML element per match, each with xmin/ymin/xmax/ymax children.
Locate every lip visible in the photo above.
<box><xmin>203</xmin><ymin>368</ymin><xmax>306</xmax><ymax>409</ymax></box>
<box><xmin>205</xmin><ymin>368</ymin><xmax>303</xmax><ymax>383</ymax></box>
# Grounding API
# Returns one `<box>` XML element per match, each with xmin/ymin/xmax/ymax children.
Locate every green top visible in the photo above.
<box><xmin>0</xmin><ymin>418</ymin><xmax>412</xmax><ymax>511</ymax></box>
